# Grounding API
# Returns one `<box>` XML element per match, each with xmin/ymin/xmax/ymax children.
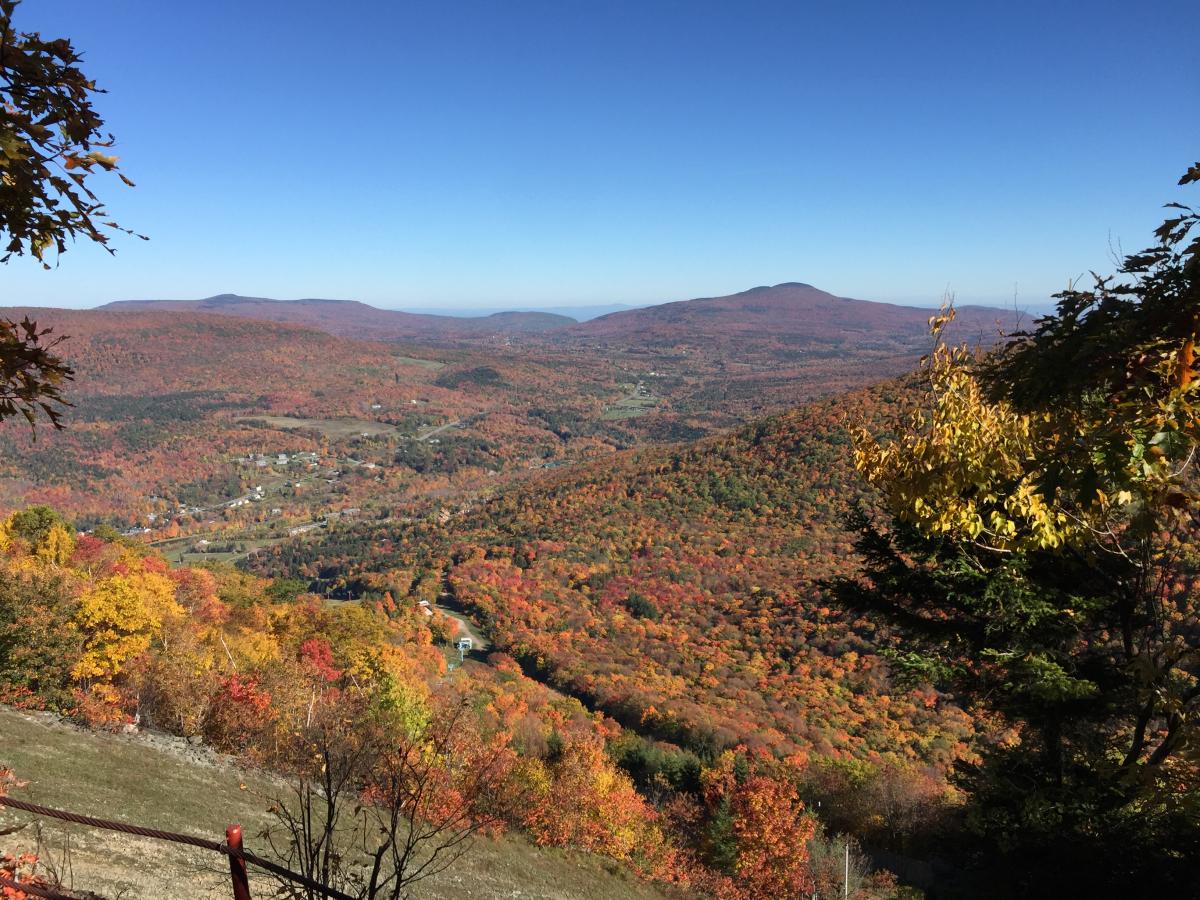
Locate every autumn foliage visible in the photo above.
<box><xmin>0</xmin><ymin>502</ymin><xmax>879</xmax><ymax>896</ymax></box>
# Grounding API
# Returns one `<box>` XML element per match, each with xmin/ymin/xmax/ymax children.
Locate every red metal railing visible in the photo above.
<box><xmin>0</xmin><ymin>795</ymin><xmax>352</xmax><ymax>899</ymax></box>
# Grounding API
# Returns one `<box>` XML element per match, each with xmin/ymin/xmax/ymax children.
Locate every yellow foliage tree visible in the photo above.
<box><xmin>72</xmin><ymin>568</ymin><xmax>182</xmax><ymax>682</ymax></box>
<box><xmin>35</xmin><ymin>522</ymin><xmax>75</xmax><ymax>566</ymax></box>
<box><xmin>854</xmin><ymin>311</ymin><xmax>1105</xmax><ymax>551</ymax></box>
<box><xmin>0</xmin><ymin>507</ymin><xmax>75</xmax><ymax>565</ymax></box>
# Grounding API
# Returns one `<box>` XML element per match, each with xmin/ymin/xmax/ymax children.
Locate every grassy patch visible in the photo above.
<box><xmin>393</xmin><ymin>355</ymin><xmax>446</xmax><ymax>370</ymax></box>
<box><xmin>0</xmin><ymin>707</ymin><xmax>672</xmax><ymax>899</ymax></box>
<box><xmin>601</xmin><ymin>383</ymin><xmax>660</xmax><ymax>420</ymax></box>
<box><xmin>237</xmin><ymin>416</ymin><xmax>398</xmax><ymax>438</ymax></box>
<box><xmin>601</xmin><ymin>397</ymin><xmax>659</xmax><ymax>420</ymax></box>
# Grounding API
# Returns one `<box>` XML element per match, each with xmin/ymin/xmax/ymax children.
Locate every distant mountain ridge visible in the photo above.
<box><xmin>401</xmin><ymin>303</ymin><xmax>642</xmax><ymax>321</ymax></box>
<box><xmin>100</xmin><ymin>284</ymin><xmax>1017</xmax><ymax>350</ymax></box>
<box><xmin>569</xmin><ymin>281</ymin><xmax>1013</xmax><ymax>346</ymax></box>
<box><xmin>101</xmin><ymin>294</ymin><xmax>576</xmax><ymax>339</ymax></box>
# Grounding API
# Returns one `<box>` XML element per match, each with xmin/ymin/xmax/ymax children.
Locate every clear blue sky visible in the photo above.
<box><xmin>4</xmin><ymin>0</ymin><xmax>1197</xmax><ymax>311</ymax></box>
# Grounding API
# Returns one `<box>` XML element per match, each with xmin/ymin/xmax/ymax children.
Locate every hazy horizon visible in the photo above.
<box><xmin>12</xmin><ymin>283</ymin><xmax>1058</xmax><ymax>318</ymax></box>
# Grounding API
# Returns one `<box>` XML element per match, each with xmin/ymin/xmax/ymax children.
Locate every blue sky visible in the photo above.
<box><xmin>4</xmin><ymin>0</ymin><xmax>1196</xmax><ymax>311</ymax></box>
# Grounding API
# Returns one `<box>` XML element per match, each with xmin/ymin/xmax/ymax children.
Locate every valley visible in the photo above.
<box><xmin>0</xmin><ymin>5</ymin><xmax>1191</xmax><ymax>896</ymax></box>
<box><xmin>0</xmin><ymin>285</ymin><xmax>990</xmax><ymax>898</ymax></box>
<box><xmin>3</xmin><ymin>270</ymin><xmax>1193</xmax><ymax>898</ymax></box>
<box><xmin>0</xmin><ymin>284</ymin><xmax>1015</xmax><ymax>540</ymax></box>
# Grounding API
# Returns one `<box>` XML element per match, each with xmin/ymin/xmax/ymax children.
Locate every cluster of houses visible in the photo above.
<box><xmin>285</xmin><ymin>508</ymin><xmax>361</xmax><ymax>538</ymax></box>
<box><xmin>226</xmin><ymin>487</ymin><xmax>258</xmax><ymax>508</ymax></box>
<box><xmin>242</xmin><ymin>451</ymin><xmax>322</xmax><ymax>469</ymax></box>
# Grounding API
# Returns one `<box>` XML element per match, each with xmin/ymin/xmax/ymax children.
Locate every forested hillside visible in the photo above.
<box><xmin>0</xmin><ymin>505</ymin><xmax>897</xmax><ymax>898</ymax></box>
<box><xmin>250</xmin><ymin>383</ymin><xmax>977</xmax><ymax>839</ymax></box>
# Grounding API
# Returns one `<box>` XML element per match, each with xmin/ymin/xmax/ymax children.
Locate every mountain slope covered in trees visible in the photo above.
<box><xmin>250</xmin><ymin>382</ymin><xmax>978</xmax><ymax>838</ymax></box>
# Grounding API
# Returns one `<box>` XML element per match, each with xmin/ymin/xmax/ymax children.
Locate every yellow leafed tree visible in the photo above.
<box><xmin>72</xmin><ymin>568</ymin><xmax>182</xmax><ymax>682</ymax></box>
<box><xmin>35</xmin><ymin>522</ymin><xmax>75</xmax><ymax>566</ymax></box>
<box><xmin>854</xmin><ymin>311</ymin><xmax>1105</xmax><ymax>551</ymax></box>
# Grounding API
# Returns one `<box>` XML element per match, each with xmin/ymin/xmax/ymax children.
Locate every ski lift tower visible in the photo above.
<box><xmin>454</xmin><ymin>636</ymin><xmax>473</xmax><ymax>663</ymax></box>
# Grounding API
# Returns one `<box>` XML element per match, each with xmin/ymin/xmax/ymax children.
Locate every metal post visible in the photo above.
<box><xmin>843</xmin><ymin>838</ymin><xmax>849</xmax><ymax>900</ymax></box>
<box><xmin>227</xmin><ymin>824</ymin><xmax>252</xmax><ymax>900</ymax></box>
